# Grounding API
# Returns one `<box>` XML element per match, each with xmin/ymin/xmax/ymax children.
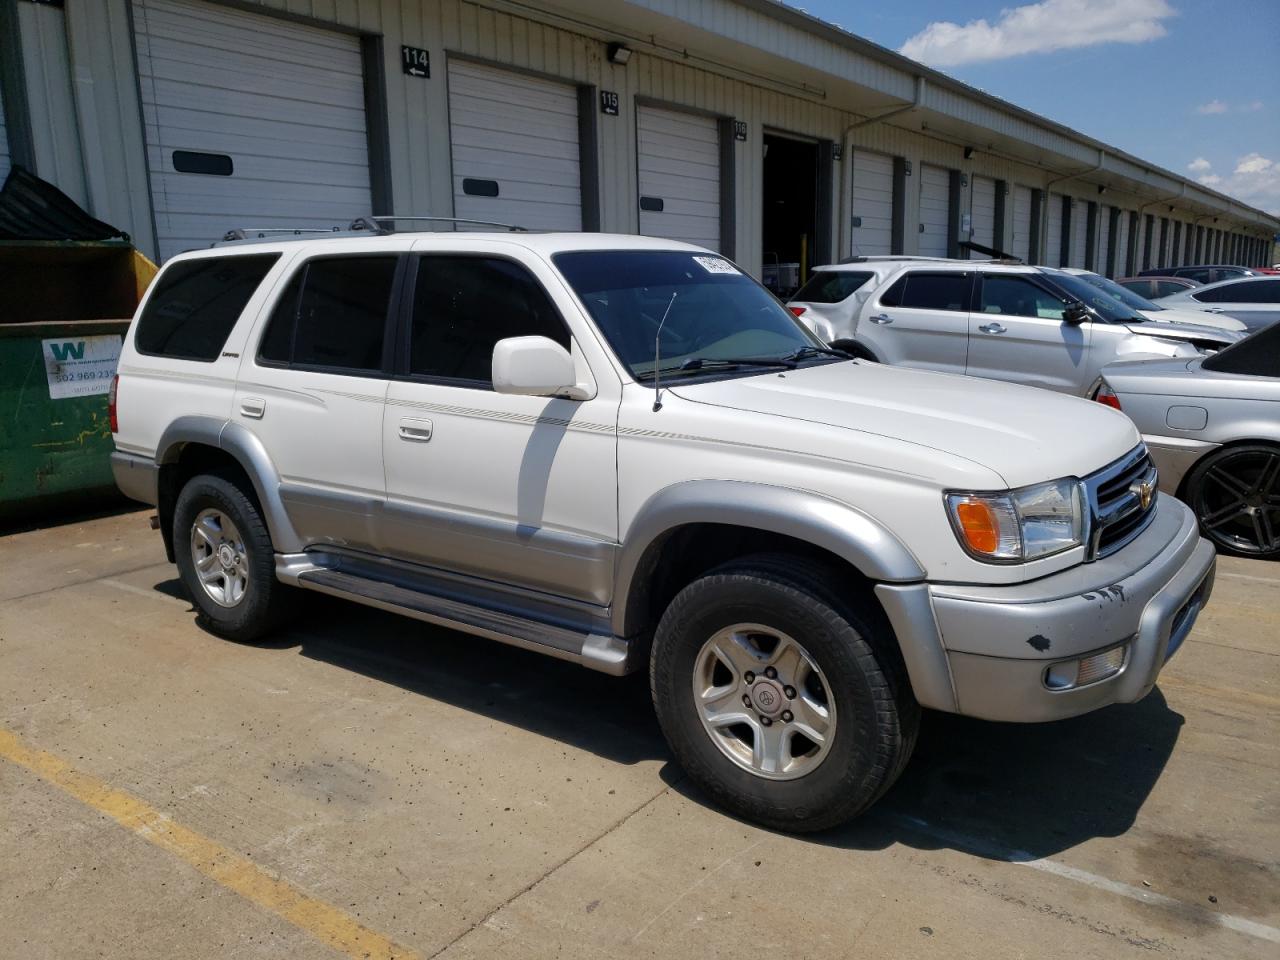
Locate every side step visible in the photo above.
<box><xmin>277</xmin><ymin>555</ymin><xmax>632</xmax><ymax>676</ymax></box>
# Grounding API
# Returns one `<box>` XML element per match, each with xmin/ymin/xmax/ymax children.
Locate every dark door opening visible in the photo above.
<box><xmin>762</xmin><ymin>132</ymin><xmax>818</xmax><ymax>298</ymax></box>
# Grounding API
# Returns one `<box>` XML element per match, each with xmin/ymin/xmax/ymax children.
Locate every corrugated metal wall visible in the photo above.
<box><xmin>22</xmin><ymin>0</ymin><xmax>1277</xmax><ymax>267</ymax></box>
<box><xmin>17</xmin><ymin>1</ymin><xmax>86</xmax><ymax>206</ymax></box>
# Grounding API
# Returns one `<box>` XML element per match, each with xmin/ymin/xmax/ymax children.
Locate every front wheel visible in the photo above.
<box><xmin>1185</xmin><ymin>444</ymin><xmax>1280</xmax><ymax>560</ymax></box>
<box><xmin>650</xmin><ymin>556</ymin><xmax>919</xmax><ymax>832</ymax></box>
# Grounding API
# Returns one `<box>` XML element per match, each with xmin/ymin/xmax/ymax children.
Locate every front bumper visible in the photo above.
<box><xmin>877</xmin><ymin>495</ymin><xmax>1215</xmax><ymax>722</ymax></box>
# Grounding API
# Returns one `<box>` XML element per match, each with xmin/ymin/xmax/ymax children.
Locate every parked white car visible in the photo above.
<box><xmin>1057</xmin><ymin>267</ymin><xmax>1246</xmax><ymax>334</ymax></box>
<box><xmin>110</xmin><ymin>230</ymin><xmax>1215</xmax><ymax>832</ymax></box>
<box><xmin>788</xmin><ymin>258</ymin><xmax>1242</xmax><ymax>396</ymax></box>
<box><xmin>1155</xmin><ymin>275</ymin><xmax>1280</xmax><ymax>333</ymax></box>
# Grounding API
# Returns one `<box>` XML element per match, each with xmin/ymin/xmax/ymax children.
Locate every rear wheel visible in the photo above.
<box><xmin>650</xmin><ymin>555</ymin><xmax>918</xmax><ymax>832</ymax></box>
<box><xmin>173</xmin><ymin>474</ymin><xmax>294</xmax><ymax>641</ymax></box>
<box><xmin>1185</xmin><ymin>444</ymin><xmax>1280</xmax><ymax>560</ymax></box>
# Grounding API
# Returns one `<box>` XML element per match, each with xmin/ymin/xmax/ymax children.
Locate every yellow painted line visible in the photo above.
<box><xmin>0</xmin><ymin>727</ymin><xmax>420</xmax><ymax>960</ymax></box>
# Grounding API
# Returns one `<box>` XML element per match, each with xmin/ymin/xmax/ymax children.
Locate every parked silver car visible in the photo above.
<box><xmin>1057</xmin><ymin>268</ymin><xmax>1245</xmax><ymax>334</ymax></box>
<box><xmin>1098</xmin><ymin>322</ymin><xmax>1280</xmax><ymax>559</ymax></box>
<box><xmin>1156</xmin><ymin>275</ymin><xmax>1280</xmax><ymax>333</ymax></box>
<box><xmin>788</xmin><ymin>258</ymin><xmax>1243</xmax><ymax>397</ymax></box>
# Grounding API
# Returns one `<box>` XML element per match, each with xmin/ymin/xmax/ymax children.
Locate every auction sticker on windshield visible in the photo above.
<box><xmin>692</xmin><ymin>256</ymin><xmax>740</xmax><ymax>275</ymax></box>
<box><xmin>42</xmin><ymin>335</ymin><xmax>123</xmax><ymax>400</ymax></box>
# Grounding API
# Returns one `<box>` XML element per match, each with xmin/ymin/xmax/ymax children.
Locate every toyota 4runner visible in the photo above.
<box><xmin>111</xmin><ymin>229</ymin><xmax>1216</xmax><ymax>831</ymax></box>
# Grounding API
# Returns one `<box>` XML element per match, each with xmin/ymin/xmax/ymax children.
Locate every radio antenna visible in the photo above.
<box><xmin>652</xmin><ymin>291</ymin><xmax>678</xmax><ymax>412</ymax></box>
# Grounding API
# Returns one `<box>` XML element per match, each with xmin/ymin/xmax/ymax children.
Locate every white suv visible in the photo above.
<box><xmin>789</xmin><ymin>258</ymin><xmax>1243</xmax><ymax>396</ymax></box>
<box><xmin>111</xmin><ymin>230</ymin><xmax>1216</xmax><ymax>832</ymax></box>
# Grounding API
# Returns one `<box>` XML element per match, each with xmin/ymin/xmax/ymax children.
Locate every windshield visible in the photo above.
<box><xmin>1042</xmin><ymin>272</ymin><xmax>1139</xmax><ymax>323</ymax></box>
<box><xmin>1077</xmin><ymin>272</ymin><xmax>1162</xmax><ymax>312</ymax></box>
<box><xmin>554</xmin><ymin>250</ymin><xmax>832</xmax><ymax>381</ymax></box>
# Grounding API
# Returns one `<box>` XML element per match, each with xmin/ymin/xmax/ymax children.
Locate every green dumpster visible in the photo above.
<box><xmin>0</xmin><ymin>240</ymin><xmax>157</xmax><ymax>522</ymax></box>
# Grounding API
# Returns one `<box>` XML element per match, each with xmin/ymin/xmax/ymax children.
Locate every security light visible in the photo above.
<box><xmin>607</xmin><ymin>42</ymin><xmax>632</xmax><ymax>65</ymax></box>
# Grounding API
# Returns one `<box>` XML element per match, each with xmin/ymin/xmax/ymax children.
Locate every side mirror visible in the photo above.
<box><xmin>1064</xmin><ymin>301</ymin><xmax>1089</xmax><ymax>325</ymax></box>
<box><xmin>492</xmin><ymin>336</ymin><xmax>585</xmax><ymax>399</ymax></box>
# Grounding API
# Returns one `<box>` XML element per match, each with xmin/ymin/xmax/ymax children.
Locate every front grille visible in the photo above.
<box><xmin>1084</xmin><ymin>445</ymin><xmax>1158</xmax><ymax>559</ymax></box>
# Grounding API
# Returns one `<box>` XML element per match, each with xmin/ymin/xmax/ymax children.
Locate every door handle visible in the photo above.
<box><xmin>240</xmin><ymin>397</ymin><xmax>265</xmax><ymax>419</ymax></box>
<box><xmin>978</xmin><ymin>322</ymin><xmax>1006</xmax><ymax>334</ymax></box>
<box><xmin>1204</xmin><ymin>307</ymin><xmax>1225</xmax><ymax>313</ymax></box>
<box><xmin>867</xmin><ymin>313</ymin><xmax>894</xmax><ymax>324</ymax></box>
<box><xmin>398</xmin><ymin>418</ymin><xmax>433</xmax><ymax>442</ymax></box>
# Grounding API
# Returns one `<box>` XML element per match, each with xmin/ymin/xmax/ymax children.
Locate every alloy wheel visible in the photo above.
<box><xmin>190</xmin><ymin>508</ymin><xmax>250</xmax><ymax>607</ymax></box>
<box><xmin>1193</xmin><ymin>448</ymin><xmax>1280</xmax><ymax>555</ymax></box>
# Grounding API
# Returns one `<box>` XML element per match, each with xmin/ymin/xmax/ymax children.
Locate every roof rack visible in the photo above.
<box><xmin>213</xmin><ymin>215</ymin><xmax>529</xmax><ymax>247</ymax></box>
<box><xmin>351</xmin><ymin>215</ymin><xmax>528</xmax><ymax>233</ymax></box>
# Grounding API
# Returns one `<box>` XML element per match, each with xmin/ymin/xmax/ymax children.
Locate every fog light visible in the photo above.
<box><xmin>1044</xmin><ymin>643</ymin><xmax>1128</xmax><ymax>690</ymax></box>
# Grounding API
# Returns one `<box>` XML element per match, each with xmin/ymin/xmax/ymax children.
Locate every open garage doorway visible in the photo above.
<box><xmin>762</xmin><ymin>132</ymin><xmax>828</xmax><ymax>298</ymax></box>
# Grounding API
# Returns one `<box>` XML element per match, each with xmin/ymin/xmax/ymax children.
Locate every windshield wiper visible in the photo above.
<box><xmin>678</xmin><ymin>356</ymin><xmax>798</xmax><ymax>371</ymax></box>
<box><xmin>782</xmin><ymin>345</ymin><xmax>853</xmax><ymax>362</ymax></box>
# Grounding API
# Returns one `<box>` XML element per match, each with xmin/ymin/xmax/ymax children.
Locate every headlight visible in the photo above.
<box><xmin>946</xmin><ymin>478</ymin><xmax>1084</xmax><ymax>563</ymax></box>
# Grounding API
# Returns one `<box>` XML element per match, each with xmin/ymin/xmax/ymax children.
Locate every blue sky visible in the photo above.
<box><xmin>795</xmin><ymin>0</ymin><xmax>1280</xmax><ymax>215</ymax></box>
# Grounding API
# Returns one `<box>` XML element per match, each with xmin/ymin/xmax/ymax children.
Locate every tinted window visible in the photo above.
<box><xmin>979</xmin><ymin>275</ymin><xmax>1066</xmax><ymax>320</ymax></box>
<box><xmin>1116</xmin><ymin>279</ymin><xmax>1155</xmax><ymax>298</ymax></box>
<box><xmin>257</xmin><ymin>257</ymin><xmax>397</xmax><ymax>373</ymax></box>
<box><xmin>1179</xmin><ymin>268</ymin><xmax>1213</xmax><ymax>284</ymax></box>
<box><xmin>1154</xmin><ymin>280</ymin><xmax>1186</xmax><ymax>298</ymax></box>
<box><xmin>792</xmin><ymin>270</ymin><xmax>874</xmax><ymax>304</ymax></box>
<box><xmin>135</xmin><ymin>254</ymin><xmax>278</xmax><ymax>361</ymax></box>
<box><xmin>1202</xmin><ymin>321</ymin><xmax>1280</xmax><ymax>376</ymax></box>
<box><xmin>1199</xmin><ymin>279</ymin><xmax>1280</xmax><ymax>303</ymax></box>
<box><xmin>410</xmin><ymin>257</ymin><xmax>568</xmax><ymax>385</ymax></box>
<box><xmin>886</xmin><ymin>272</ymin><xmax>971</xmax><ymax>311</ymax></box>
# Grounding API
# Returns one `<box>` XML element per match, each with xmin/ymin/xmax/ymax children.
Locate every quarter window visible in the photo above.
<box><xmin>979</xmin><ymin>275</ymin><xmax>1066</xmax><ymax>320</ymax></box>
<box><xmin>257</xmin><ymin>257</ymin><xmax>397</xmax><ymax>373</ymax></box>
<box><xmin>792</xmin><ymin>271</ymin><xmax>875</xmax><ymax>304</ymax></box>
<box><xmin>881</xmin><ymin>272</ymin><xmax>971</xmax><ymax>311</ymax></box>
<box><xmin>409</xmin><ymin>257</ymin><xmax>569</xmax><ymax>386</ymax></box>
<box><xmin>1196</xmin><ymin>279</ymin><xmax>1279</xmax><ymax>304</ymax></box>
<box><xmin>135</xmin><ymin>254</ymin><xmax>279</xmax><ymax>361</ymax></box>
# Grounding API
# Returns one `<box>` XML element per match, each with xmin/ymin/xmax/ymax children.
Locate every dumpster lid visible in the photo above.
<box><xmin>0</xmin><ymin>166</ymin><xmax>129</xmax><ymax>243</ymax></box>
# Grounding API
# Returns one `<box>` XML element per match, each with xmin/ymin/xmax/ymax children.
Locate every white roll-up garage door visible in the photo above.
<box><xmin>0</xmin><ymin>91</ymin><xmax>10</xmax><ymax>184</ymax></box>
<box><xmin>1011</xmin><ymin>185</ymin><xmax>1032</xmax><ymax>262</ymax></box>
<box><xmin>448</xmin><ymin>60</ymin><xmax>581</xmax><ymax>232</ymax></box>
<box><xmin>918</xmin><ymin>164</ymin><xmax>949</xmax><ymax>258</ymax></box>
<box><xmin>636</xmin><ymin>105</ymin><xmax>719</xmax><ymax>250</ymax></box>
<box><xmin>850</xmin><ymin>150</ymin><xmax>893</xmax><ymax>256</ymax></box>
<box><xmin>1115</xmin><ymin>211</ymin><xmax>1132</xmax><ymax>275</ymax></box>
<box><xmin>1148</xmin><ymin>217</ymin><xmax>1162</xmax><ymax>270</ymax></box>
<box><xmin>970</xmin><ymin>175</ymin><xmax>996</xmax><ymax>257</ymax></box>
<box><xmin>132</xmin><ymin>0</ymin><xmax>373</xmax><ymax>261</ymax></box>
<box><xmin>1044</xmin><ymin>193</ymin><xmax>1064</xmax><ymax>266</ymax></box>
<box><xmin>1069</xmin><ymin>200</ymin><xmax>1087</xmax><ymax>267</ymax></box>
<box><xmin>1096</xmin><ymin>205</ymin><xmax>1111</xmax><ymax>276</ymax></box>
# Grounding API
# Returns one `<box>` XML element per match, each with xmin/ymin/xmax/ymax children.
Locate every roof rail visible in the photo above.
<box><xmin>351</xmin><ymin>215</ymin><xmax>528</xmax><ymax>233</ymax></box>
<box><xmin>220</xmin><ymin>226</ymin><xmax>350</xmax><ymax>242</ymax></box>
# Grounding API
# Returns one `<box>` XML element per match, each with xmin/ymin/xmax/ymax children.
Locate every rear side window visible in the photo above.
<box><xmin>881</xmin><ymin>272</ymin><xmax>971</xmax><ymax>311</ymax></box>
<box><xmin>134</xmin><ymin>254</ymin><xmax>278</xmax><ymax>361</ymax></box>
<box><xmin>1198</xmin><ymin>279</ymin><xmax>1280</xmax><ymax>304</ymax></box>
<box><xmin>258</xmin><ymin>257</ymin><xmax>398</xmax><ymax>373</ymax></box>
<box><xmin>792</xmin><ymin>271</ymin><xmax>874</xmax><ymax>304</ymax></box>
<box><xmin>409</xmin><ymin>256</ymin><xmax>568</xmax><ymax>386</ymax></box>
<box><xmin>1178</xmin><ymin>268</ymin><xmax>1213</xmax><ymax>284</ymax></box>
<box><xmin>1153</xmin><ymin>281</ymin><xmax>1185</xmax><ymax>298</ymax></box>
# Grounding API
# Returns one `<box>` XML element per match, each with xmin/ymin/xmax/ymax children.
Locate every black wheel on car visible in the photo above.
<box><xmin>1185</xmin><ymin>443</ymin><xmax>1280</xmax><ymax>560</ymax></box>
<box><xmin>173</xmin><ymin>473</ymin><xmax>293</xmax><ymax>642</ymax></box>
<box><xmin>650</xmin><ymin>554</ymin><xmax>919</xmax><ymax>832</ymax></box>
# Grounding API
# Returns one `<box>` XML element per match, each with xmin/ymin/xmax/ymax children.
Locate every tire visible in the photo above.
<box><xmin>650</xmin><ymin>554</ymin><xmax>919</xmax><ymax>832</ymax></box>
<box><xmin>173</xmin><ymin>473</ymin><xmax>294</xmax><ymax>642</ymax></box>
<box><xmin>1184</xmin><ymin>443</ymin><xmax>1280</xmax><ymax>560</ymax></box>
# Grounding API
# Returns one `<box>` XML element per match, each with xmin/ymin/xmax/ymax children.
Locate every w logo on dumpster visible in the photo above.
<box><xmin>49</xmin><ymin>341</ymin><xmax>86</xmax><ymax>362</ymax></box>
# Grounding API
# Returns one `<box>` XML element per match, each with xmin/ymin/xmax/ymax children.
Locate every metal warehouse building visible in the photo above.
<box><xmin>2</xmin><ymin>0</ymin><xmax>1276</xmax><ymax>281</ymax></box>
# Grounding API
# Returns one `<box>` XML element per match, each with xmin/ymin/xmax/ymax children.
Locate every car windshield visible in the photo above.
<box><xmin>1042</xmin><ymin>272</ymin><xmax>1139</xmax><ymax>323</ymax></box>
<box><xmin>1077</xmin><ymin>272</ymin><xmax>1162</xmax><ymax>312</ymax></box>
<box><xmin>554</xmin><ymin>250</ymin><xmax>834</xmax><ymax>381</ymax></box>
<box><xmin>1201</xmin><ymin>321</ymin><xmax>1280</xmax><ymax>377</ymax></box>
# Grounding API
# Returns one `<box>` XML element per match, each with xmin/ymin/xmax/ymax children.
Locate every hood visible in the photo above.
<box><xmin>1122</xmin><ymin>319</ymin><xmax>1244</xmax><ymax>350</ymax></box>
<box><xmin>1138</xmin><ymin>306</ymin><xmax>1246</xmax><ymax>333</ymax></box>
<box><xmin>670</xmin><ymin>361</ymin><xmax>1139</xmax><ymax>489</ymax></box>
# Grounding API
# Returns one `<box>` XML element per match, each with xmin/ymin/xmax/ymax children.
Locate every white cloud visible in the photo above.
<box><xmin>1187</xmin><ymin>157</ymin><xmax>1212</xmax><ymax>173</ymax></box>
<box><xmin>1198</xmin><ymin>154</ymin><xmax>1280</xmax><ymax>216</ymax></box>
<box><xmin>899</xmin><ymin>0</ymin><xmax>1175</xmax><ymax>67</ymax></box>
<box><xmin>1236</xmin><ymin>153</ymin><xmax>1273</xmax><ymax>175</ymax></box>
<box><xmin>1241</xmin><ymin>101</ymin><xmax>1264</xmax><ymax>112</ymax></box>
<box><xmin>1196</xmin><ymin>99</ymin><xmax>1229</xmax><ymax>115</ymax></box>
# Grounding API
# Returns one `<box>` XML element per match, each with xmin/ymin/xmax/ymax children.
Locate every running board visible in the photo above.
<box><xmin>275</xmin><ymin>555</ymin><xmax>631</xmax><ymax>675</ymax></box>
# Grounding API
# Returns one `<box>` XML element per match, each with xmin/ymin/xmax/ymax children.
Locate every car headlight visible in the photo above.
<box><xmin>946</xmin><ymin>478</ymin><xmax>1085</xmax><ymax>563</ymax></box>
